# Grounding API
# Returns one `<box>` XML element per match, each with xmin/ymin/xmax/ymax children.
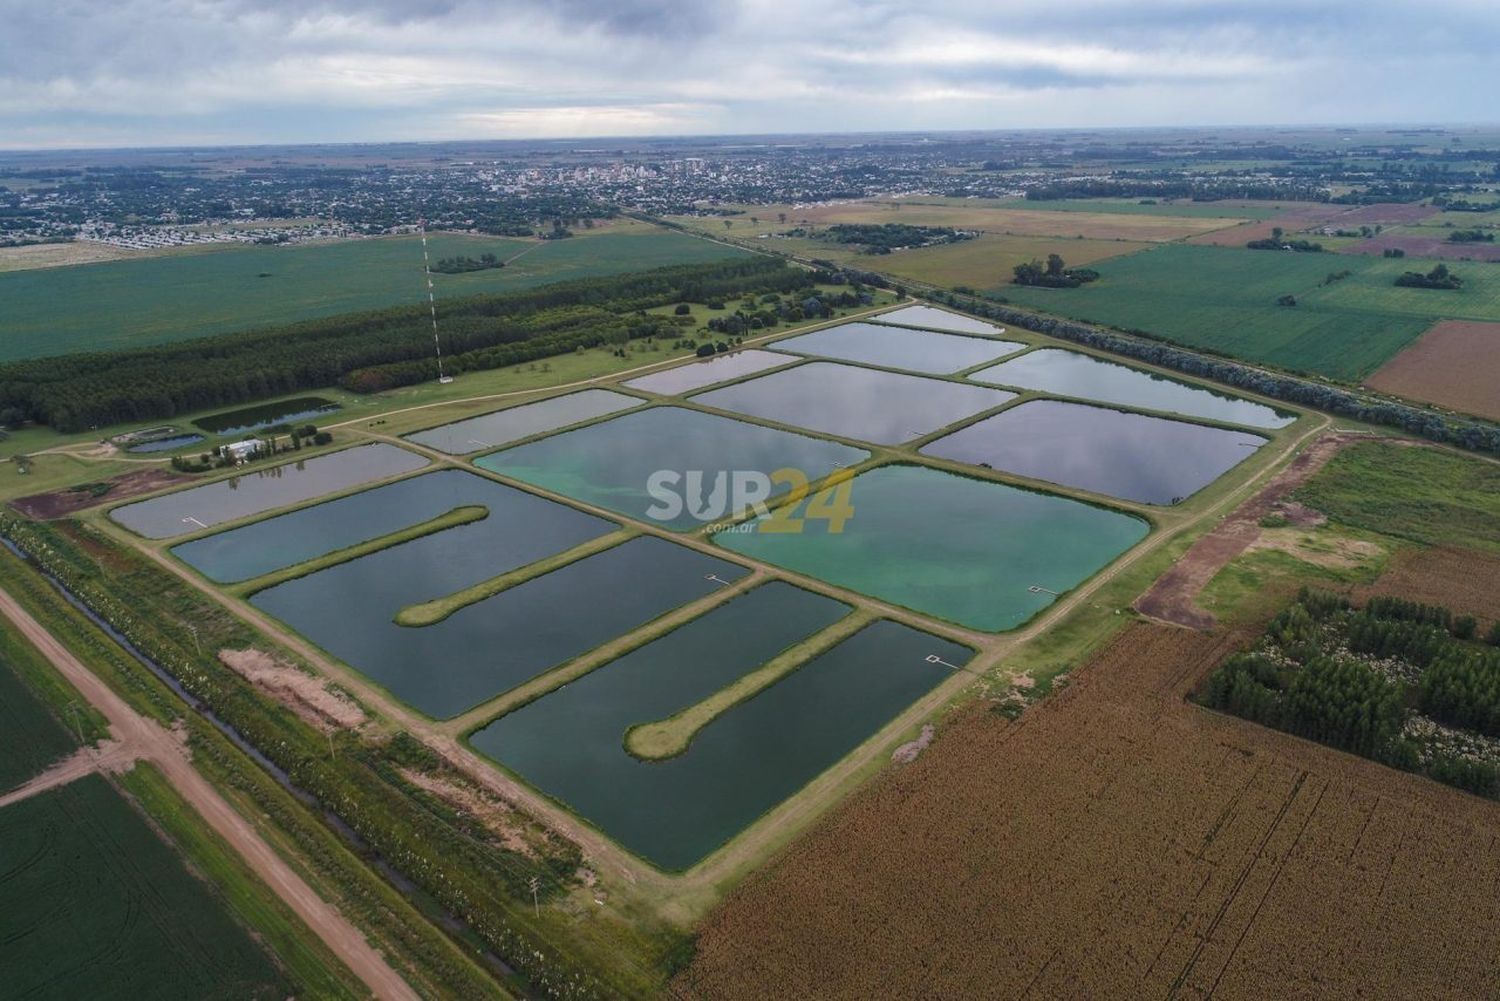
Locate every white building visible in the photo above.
<box><xmin>223</xmin><ymin>440</ymin><xmax>264</xmax><ymax>463</ymax></box>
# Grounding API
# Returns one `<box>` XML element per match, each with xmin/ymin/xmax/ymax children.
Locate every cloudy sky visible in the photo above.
<box><xmin>3</xmin><ymin>0</ymin><xmax>1498</xmax><ymax>149</ymax></box>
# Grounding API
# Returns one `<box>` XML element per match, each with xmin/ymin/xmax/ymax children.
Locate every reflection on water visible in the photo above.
<box><xmin>969</xmin><ymin>349</ymin><xmax>1295</xmax><ymax>429</ymax></box>
<box><xmin>110</xmin><ymin>443</ymin><xmax>430</xmax><ymax>539</ymax></box>
<box><xmin>694</xmin><ymin>362</ymin><xmax>1014</xmax><ymax>445</ymax></box>
<box><xmin>923</xmin><ymin>399</ymin><xmax>1267</xmax><ymax>504</ymax></box>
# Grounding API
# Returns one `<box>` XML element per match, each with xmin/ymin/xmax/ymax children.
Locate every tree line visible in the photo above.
<box><xmin>0</xmin><ymin>257</ymin><xmax>812</xmax><ymax>432</ymax></box>
<box><xmin>1202</xmin><ymin>588</ymin><xmax>1500</xmax><ymax>798</ymax></box>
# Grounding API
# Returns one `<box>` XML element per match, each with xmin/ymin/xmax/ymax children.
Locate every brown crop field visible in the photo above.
<box><xmin>750</xmin><ymin>200</ymin><xmax>1239</xmax><ymax>242</ymax></box>
<box><xmin>1352</xmin><ymin>545</ymin><xmax>1500</xmax><ymax>631</ymax></box>
<box><xmin>1365</xmin><ymin>319</ymin><xmax>1500</xmax><ymax>420</ymax></box>
<box><xmin>1186</xmin><ymin>204</ymin><xmax>1354</xmax><ymax>247</ymax></box>
<box><xmin>859</xmin><ymin>233</ymin><xmax>1147</xmax><ymax>289</ymax></box>
<box><xmin>680</xmin><ymin>621</ymin><xmax>1500</xmax><ymax>1000</ymax></box>
<box><xmin>1342</xmin><ymin>234</ymin><xmax>1500</xmax><ymax>262</ymax></box>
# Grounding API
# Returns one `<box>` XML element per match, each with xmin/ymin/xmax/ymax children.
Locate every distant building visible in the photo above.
<box><xmin>223</xmin><ymin>439</ymin><xmax>264</xmax><ymax>463</ymax></box>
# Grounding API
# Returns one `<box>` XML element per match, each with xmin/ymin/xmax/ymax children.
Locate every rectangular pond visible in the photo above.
<box><xmin>476</xmin><ymin>406</ymin><xmax>868</xmax><ymax>531</ymax></box>
<box><xmin>109</xmin><ymin>442</ymin><xmax>430</xmax><ymax>539</ymax></box>
<box><xmin>692</xmin><ymin>362</ymin><xmax>1015</xmax><ymax>446</ymax></box>
<box><xmin>921</xmin><ymin>399</ymin><xmax>1268</xmax><ymax>505</ymax></box>
<box><xmin>193</xmin><ymin>396</ymin><xmax>340</xmax><ymax>435</ymax></box>
<box><xmin>968</xmin><ymin>348</ymin><xmax>1296</xmax><ymax>429</ymax></box>
<box><xmin>470</xmin><ymin>584</ymin><xmax>966</xmax><ymax>870</ymax></box>
<box><xmin>873</xmin><ymin>305</ymin><xmax>1010</xmax><ymax>337</ymax></box>
<box><xmin>623</xmin><ymin>349</ymin><xmax>797</xmax><ymax>395</ymax></box>
<box><xmin>403</xmin><ymin>389</ymin><xmax>644</xmax><ymax>455</ymax></box>
<box><xmin>769</xmin><ymin>321</ymin><xmax>1023</xmax><ymax>374</ymax></box>
<box><xmin>253</xmin><ymin>535</ymin><xmax>749</xmax><ymax>718</ymax></box>
<box><xmin>172</xmin><ymin>469</ymin><xmax>607</xmax><ymax>583</ymax></box>
<box><xmin>715</xmin><ymin>463</ymin><xmax>1149</xmax><ymax>632</ymax></box>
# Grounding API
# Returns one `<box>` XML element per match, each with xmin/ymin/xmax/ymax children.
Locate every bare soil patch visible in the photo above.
<box><xmin>217</xmin><ymin>648</ymin><xmax>366</xmax><ymax>731</ymax></box>
<box><xmin>680</xmin><ymin>622</ymin><xmax>1500</xmax><ymax>1000</ymax></box>
<box><xmin>398</xmin><ymin>768</ymin><xmax>538</xmax><ymax>858</ymax></box>
<box><xmin>1365</xmin><ymin>319</ymin><xmax>1500</xmax><ymax>420</ymax></box>
<box><xmin>11</xmin><ymin>467</ymin><xmax>190</xmax><ymax>519</ymax></box>
<box><xmin>1186</xmin><ymin>204</ymin><xmax>1353</xmax><ymax>247</ymax></box>
<box><xmin>1331</xmin><ymin>202</ymin><xmax>1441</xmax><ymax>227</ymax></box>
<box><xmin>1134</xmin><ymin>433</ymin><xmax>1357</xmax><ymax>629</ymax></box>
<box><xmin>889</xmin><ymin>724</ymin><xmax>934</xmax><ymax>764</ymax></box>
<box><xmin>1341</xmin><ymin>234</ymin><xmax>1500</xmax><ymax>262</ymax></box>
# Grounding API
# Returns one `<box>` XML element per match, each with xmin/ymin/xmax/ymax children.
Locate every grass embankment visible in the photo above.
<box><xmin>116</xmin><ymin>761</ymin><xmax>367</xmax><ymax>1000</ymax></box>
<box><xmin>395</xmin><ymin>529</ymin><xmax>635</xmax><ymax>627</ymax></box>
<box><xmin>0</xmin><ymin>536</ymin><xmax>514</xmax><ymax>1000</ymax></box>
<box><xmin>624</xmin><ymin>610</ymin><xmax>874</xmax><ymax>761</ymax></box>
<box><xmin>5</xmin><ymin>516</ymin><xmax>682</xmax><ymax>997</ymax></box>
<box><xmin>234</xmin><ymin>504</ymin><xmax>489</xmax><ymax>596</ymax></box>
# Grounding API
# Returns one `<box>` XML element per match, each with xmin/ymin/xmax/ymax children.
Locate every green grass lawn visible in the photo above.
<box><xmin>1293</xmin><ymin>441</ymin><xmax>1500</xmax><ymax>554</ymax></box>
<box><xmin>0</xmin><ymin>228</ymin><xmax>745</xmax><ymax>362</ymax></box>
<box><xmin>0</xmin><ymin>653</ymin><xmax>80</xmax><ymax>791</ymax></box>
<box><xmin>998</xmin><ymin>244</ymin><xmax>1500</xmax><ymax>380</ymax></box>
<box><xmin>0</xmin><ymin>774</ymin><xmax>290</xmax><ymax>999</ymax></box>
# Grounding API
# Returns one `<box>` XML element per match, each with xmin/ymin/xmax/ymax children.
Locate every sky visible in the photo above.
<box><xmin>3</xmin><ymin>0</ymin><xmax>1499</xmax><ymax>149</ymax></box>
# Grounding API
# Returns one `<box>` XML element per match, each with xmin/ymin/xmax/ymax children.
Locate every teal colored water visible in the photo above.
<box><xmin>922</xmin><ymin>399</ymin><xmax>1267</xmax><ymax>504</ymax></box>
<box><xmin>470</xmin><ymin>587</ymin><xmax>966</xmax><ymax>869</ymax></box>
<box><xmin>716</xmin><ymin>464</ymin><xmax>1149</xmax><ymax>631</ymax></box>
<box><xmin>252</xmin><ymin>535</ymin><xmax>748</xmax><ymax>718</ymax></box>
<box><xmin>969</xmin><ymin>348</ymin><xmax>1295</xmax><ymax>429</ymax></box>
<box><xmin>404</xmin><ymin>388</ymin><xmax>643</xmax><ymax>455</ymax></box>
<box><xmin>693</xmin><ymin>361</ymin><xmax>1014</xmax><ymax>445</ymax></box>
<box><xmin>769</xmin><ymin>321</ymin><xmax>1023</xmax><ymax>374</ymax></box>
<box><xmin>476</xmin><ymin>406</ymin><xmax>868</xmax><ymax>531</ymax></box>
<box><xmin>624</xmin><ymin>349</ymin><xmax>797</xmax><ymax>395</ymax></box>
<box><xmin>110</xmin><ymin>443</ymin><xmax>430</xmax><ymax>539</ymax></box>
<box><xmin>173</xmin><ymin>469</ymin><xmax>610</xmax><ymax>583</ymax></box>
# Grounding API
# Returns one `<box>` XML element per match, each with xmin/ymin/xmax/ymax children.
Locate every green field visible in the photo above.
<box><xmin>0</xmin><ymin>227</ymin><xmax>744</xmax><ymax>362</ymax></box>
<box><xmin>999</xmin><ymin>244</ymin><xmax>1500</xmax><ymax>380</ymax></box>
<box><xmin>0</xmin><ymin>654</ymin><xmax>79</xmax><ymax>791</ymax></box>
<box><xmin>0</xmin><ymin>774</ymin><xmax>289</xmax><ymax>999</ymax></box>
<box><xmin>1293</xmin><ymin>442</ymin><xmax>1500</xmax><ymax>554</ymax></box>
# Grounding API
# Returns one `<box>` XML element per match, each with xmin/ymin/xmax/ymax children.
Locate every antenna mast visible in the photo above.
<box><xmin>418</xmin><ymin>217</ymin><xmax>453</xmax><ymax>384</ymax></box>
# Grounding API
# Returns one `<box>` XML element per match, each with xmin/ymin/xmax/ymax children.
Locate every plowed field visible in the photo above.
<box><xmin>680</xmin><ymin>622</ymin><xmax>1500</xmax><ymax>999</ymax></box>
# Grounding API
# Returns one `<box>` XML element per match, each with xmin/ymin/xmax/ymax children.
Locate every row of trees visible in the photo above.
<box><xmin>1201</xmin><ymin>588</ymin><xmax>1500</xmax><ymax>797</ymax></box>
<box><xmin>1247</xmin><ymin>227</ymin><xmax>1324</xmax><ymax>252</ymax></box>
<box><xmin>920</xmin><ymin>290</ymin><xmax>1500</xmax><ymax>455</ymax></box>
<box><xmin>818</xmin><ymin>223</ymin><xmax>971</xmax><ymax>254</ymax></box>
<box><xmin>431</xmin><ymin>253</ymin><xmax>503</xmax><ymax>273</ymax></box>
<box><xmin>1395</xmin><ymin>263</ymin><xmax>1464</xmax><ymax>290</ymax></box>
<box><xmin>1012</xmin><ymin>254</ymin><xmax>1099</xmax><ymax>289</ymax></box>
<box><xmin>0</xmin><ymin>257</ymin><xmax>812</xmax><ymax>431</ymax></box>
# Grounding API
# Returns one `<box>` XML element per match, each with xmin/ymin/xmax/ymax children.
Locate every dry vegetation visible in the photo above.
<box><xmin>1365</xmin><ymin>320</ymin><xmax>1500</xmax><ymax>421</ymax></box>
<box><xmin>774</xmin><ymin>200</ymin><xmax>1235</xmax><ymax>242</ymax></box>
<box><xmin>218</xmin><ymin>648</ymin><xmax>366</xmax><ymax>731</ymax></box>
<box><xmin>680</xmin><ymin>620</ymin><xmax>1500</xmax><ymax>999</ymax></box>
<box><xmin>1352</xmin><ymin>546</ymin><xmax>1500</xmax><ymax>632</ymax></box>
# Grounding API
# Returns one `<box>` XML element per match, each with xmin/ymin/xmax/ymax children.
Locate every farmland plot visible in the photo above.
<box><xmin>680</xmin><ymin>624</ymin><xmax>1500</xmax><ymax>1000</ymax></box>
<box><xmin>0</xmin><ymin>775</ymin><xmax>287</xmax><ymax>999</ymax></box>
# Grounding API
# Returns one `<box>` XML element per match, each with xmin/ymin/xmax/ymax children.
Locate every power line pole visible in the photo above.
<box><xmin>418</xmin><ymin>217</ymin><xmax>452</xmax><ymax>384</ymax></box>
<box><xmin>528</xmin><ymin>875</ymin><xmax>540</xmax><ymax>918</ymax></box>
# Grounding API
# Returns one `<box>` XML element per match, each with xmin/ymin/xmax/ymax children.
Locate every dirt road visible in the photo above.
<box><xmin>1133</xmin><ymin>431</ymin><xmax>1358</xmax><ymax>628</ymax></box>
<box><xmin>0</xmin><ymin>739</ymin><xmax>141</xmax><ymax>809</ymax></box>
<box><xmin>0</xmin><ymin>584</ymin><xmax>418</xmax><ymax>1001</ymax></box>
